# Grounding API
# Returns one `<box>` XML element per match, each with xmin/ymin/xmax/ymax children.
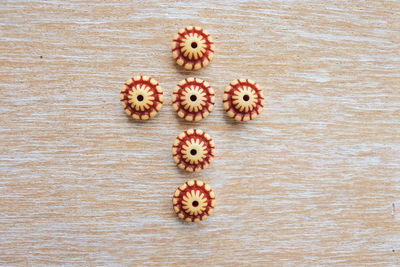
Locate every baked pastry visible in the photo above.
<box><xmin>172</xmin><ymin>78</ymin><xmax>215</xmax><ymax>121</ymax></box>
<box><xmin>172</xmin><ymin>129</ymin><xmax>215</xmax><ymax>172</ymax></box>
<box><xmin>172</xmin><ymin>26</ymin><xmax>215</xmax><ymax>70</ymax></box>
<box><xmin>173</xmin><ymin>180</ymin><xmax>215</xmax><ymax>222</ymax></box>
<box><xmin>223</xmin><ymin>79</ymin><xmax>264</xmax><ymax>121</ymax></box>
<box><xmin>120</xmin><ymin>75</ymin><xmax>163</xmax><ymax>120</ymax></box>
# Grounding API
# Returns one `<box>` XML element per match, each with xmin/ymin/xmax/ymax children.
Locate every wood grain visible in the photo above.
<box><xmin>1</xmin><ymin>0</ymin><xmax>399</xmax><ymax>266</ymax></box>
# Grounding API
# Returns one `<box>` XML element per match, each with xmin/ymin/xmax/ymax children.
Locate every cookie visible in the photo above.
<box><xmin>172</xmin><ymin>78</ymin><xmax>215</xmax><ymax>121</ymax></box>
<box><xmin>173</xmin><ymin>180</ymin><xmax>215</xmax><ymax>222</ymax></box>
<box><xmin>172</xmin><ymin>26</ymin><xmax>215</xmax><ymax>70</ymax></box>
<box><xmin>172</xmin><ymin>129</ymin><xmax>215</xmax><ymax>172</ymax></box>
<box><xmin>120</xmin><ymin>75</ymin><xmax>163</xmax><ymax>120</ymax></box>
<box><xmin>223</xmin><ymin>79</ymin><xmax>264</xmax><ymax>121</ymax></box>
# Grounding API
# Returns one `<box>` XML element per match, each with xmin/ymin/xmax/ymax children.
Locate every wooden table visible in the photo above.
<box><xmin>1</xmin><ymin>1</ymin><xmax>399</xmax><ymax>266</ymax></box>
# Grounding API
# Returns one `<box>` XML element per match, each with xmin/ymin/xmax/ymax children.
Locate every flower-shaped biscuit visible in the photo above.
<box><xmin>120</xmin><ymin>75</ymin><xmax>163</xmax><ymax>120</ymax></box>
<box><xmin>173</xmin><ymin>180</ymin><xmax>215</xmax><ymax>222</ymax></box>
<box><xmin>172</xmin><ymin>78</ymin><xmax>215</xmax><ymax>121</ymax></box>
<box><xmin>223</xmin><ymin>79</ymin><xmax>264</xmax><ymax>121</ymax></box>
<box><xmin>172</xmin><ymin>129</ymin><xmax>215</xmax><ymax>172</ymax></box>
<box><xmin>172</xmin><ymin>26</ymin><xmax>215</xmax><ymax>70</ymax></box>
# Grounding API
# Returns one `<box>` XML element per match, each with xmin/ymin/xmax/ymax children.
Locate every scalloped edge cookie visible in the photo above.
<box><xmin>223</xmin><ymin>78</ymin><xmax>264</xmax><ymax>121</ymax></box>
<box><xmin>172</xmin><ymin>129</ymin><xmax>215</xmax><ymax>172</ymax></box>
<box><xmin>120</xmin><ymin>75</ymin><xmax>164</xmax><ymax>120</ymax></box>
<box><xmin>173</xmin><ymin>180</ymin><xmax>215</xmax><ymax>222</ymax></box>
<box><xmin>171</xmin><ymin>26</ymin><xmax>215</xmax><ymax>70</ymax></box>
<box><xmin>172</xmin><ymin>78</ymin><xmax>215</xmax><ymax>121</ymax></box>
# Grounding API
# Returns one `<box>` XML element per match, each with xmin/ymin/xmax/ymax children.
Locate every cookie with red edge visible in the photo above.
<box><xmin>172</xmin><ymin>129</ymin><xmax>215</xmax><ymax>172</ymax></box>
<box><xmin>223</xmin><ymin>79</ymin><xmax>264</xmax><ymax>121</ymax></box>
<box><xmin>171</xmin><ymin>26</ymin><xmax>215</xmax><ymax>70</ymax></box>
<box><xmin>173</xmin><ymin>180</ymin><xmax>215</xmax><ymax>222</ymax></box>
<box><xmin>172</xmin><ymin>78</ymin><xmax>215</xmax><ymax>121</ymax></box>
<box><xmin>120</xmin><ymin>75</ymin><xmax>163</xmax><ymax>120</ymax></box>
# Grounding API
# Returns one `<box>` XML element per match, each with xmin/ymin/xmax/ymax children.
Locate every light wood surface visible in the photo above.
<box><xmin>1</xmin><ymin>1</ymin><xmax>399</xmax><ymax>266</ymax></box>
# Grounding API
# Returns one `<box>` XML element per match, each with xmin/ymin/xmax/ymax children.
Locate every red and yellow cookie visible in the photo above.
<box><xmin>172</xmin><ymin>78</ymin><xmax>215</xmax><ymax>121</ymax></box>
<box><xmin>173</xmin><ymin>180</ymin><xmax>215</xmax><ymax>222</ymax></box>
<box><xmin>172</xmin><ymin>129</ymin><xmax>215</xmax><ymax>172</ymax></box>
<box><xmin>172</xmin><ymin>26</ymin><xmax>215</xmax><ymax>70</ymax></box>
<box><xmin>120</xmin><ymin>75</ymin><xmax>163</xmax><ymax>120</ymax></box>
<box><xmin>223</xmin><ymin>79</ymin><xmax>264</xmax><ymax>121</ymax></box>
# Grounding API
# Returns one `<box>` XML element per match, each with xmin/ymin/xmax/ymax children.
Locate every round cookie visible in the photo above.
<box><xmin>172</xmin><ymin>78</ymin><xmax>215</xmax><ymax>121</ymax></box>
<box><xmin>120</xmin><ymin>75</ymin><xmax>163</xmax><ymax>120</ymax></box>
<box><xmin>172</xmin><ymin>129</ymin><xmax>215</xmax><ymax>172</ymax></box>
<box><xmin>223</xmin><ymin>79</ymin><xmax>264</xmax><ymax>121</ymax></box>
<box><xmin>172</xmin><ymin>26</ymin><xmax>215</xmax><ymax>70</ymax></box>
<box><xmin>173</xmin><ymin>180</ymin><xmax>215</xmax><ymax>222</ymax></box>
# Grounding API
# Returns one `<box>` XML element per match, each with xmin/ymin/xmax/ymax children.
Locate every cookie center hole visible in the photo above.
<box><xmin>192</xmin><ymin>201</ymin><xmax>199</xmax><ymax>207</ymax></box>
<box><xmin>191</xmin><ymin>42</ymin><xmax>198</xmax><ymax>48</ymax></box>
<box><xmin>243</xmin><ymin>94</ymin><xmax>250</xmax><ymax>101</ymax></box>
<box><xmin>190</xmin><ymin>95</ymin><xmax>197</xmax><ymax>101</ymax></box>
<box><xmin>190</xmin><ymin>149</ymin><xmax>197</xmax><ymax>155</ymax></box>
<box><xmin>137</xmin><ymin>95</ymin><xmax>144</xmax><ymax>101</ymax></box>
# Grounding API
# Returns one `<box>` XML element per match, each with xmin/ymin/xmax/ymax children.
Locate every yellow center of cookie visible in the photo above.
<box><xmin>128</xmin><ymin>84</ymin><xmax>155</xmax><ymax>112</ymax></box>
<box><xmin>232</xmin><ymin>86</ymin><xmax>258</xmax><ymax>112</ymax></box>
<box><xmin>182</xmin><ymin>189</ymin><xmax>208</xmax><ymax>216</ymax></box>
<box><xmin>181</xmin><ymin>85</ymin><xmax>207</xmax><ymax>112</ymax></box>
<box><xmin>180</xmin><ymin>33</ymin><xmax>207</xmax><ymax>60</ymax></box>
<box><xmin>181</xmin><ymin>138</ymin><xmax>207</xmax><ymax>165</ymax></box>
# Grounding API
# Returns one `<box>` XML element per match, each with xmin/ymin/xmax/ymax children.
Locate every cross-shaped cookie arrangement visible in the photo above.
<box><xmin>119</xmin><ymin>26</ymin><xmax>265</xmax><ymax>223</ymax></box>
